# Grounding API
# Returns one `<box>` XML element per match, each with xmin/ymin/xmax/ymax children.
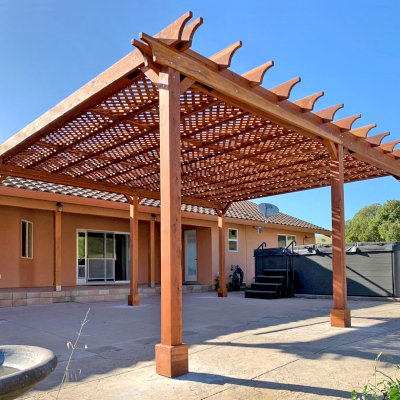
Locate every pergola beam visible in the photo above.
<box><xmin>137</xmin><ymin>35</ymin><xmax>400</xmax><ymax>178</ymax></box>
<box><xmin>0</xmin><ymin>164</ymin><xmax>220</xmax><ymax>209</ymax></box>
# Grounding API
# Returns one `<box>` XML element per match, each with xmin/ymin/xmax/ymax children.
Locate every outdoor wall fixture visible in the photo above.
<box><xmin>151</xmin><ymin>213</ymin><xmax>157</xmax><ymax>221</ymax></box>
<box><xmin>56</xmin><ymin>202</ymin><xmax>63</xmax><ymax>212</ymax></box>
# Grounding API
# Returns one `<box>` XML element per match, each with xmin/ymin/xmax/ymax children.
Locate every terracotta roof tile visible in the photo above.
<box><xmin>0</xmin><ymin>177</ymin><xmax>328</xmax><ymax>232</ymax></box>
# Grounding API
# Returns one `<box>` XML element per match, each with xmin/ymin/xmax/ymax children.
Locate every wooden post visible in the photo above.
<box><xmin>217</xmin><ymin>211</ymin><xmax>228</xmax><ymax>297</ymax></box>
<box><xmin>53</xmin><ymin>208</ymin><xmax>62</xmax><ymax>291</ymax></box>
<box><xmin>155</xmin><ymin>66</ymin><xmax>188</xmax><ymax>378</ymax></box>
<box><xmin>149</xmin><ymin>218</ymin><xmax>156</xmax><ymax>288</ymax></box>
<box><xmin>330</xmin><ymin>143</ymin><xmax>351</xmax><ymax>327</ymax></box>
<box><xmin>128</xmin><ymin>195</ymin><xmax>140</xmax><ymax>306</ymax></box>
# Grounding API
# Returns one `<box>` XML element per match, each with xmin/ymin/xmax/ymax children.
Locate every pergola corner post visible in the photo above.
<box><xmin>216</xmin><ymin>208</ymin><xmax>228</xmax><ymax>298</ymax></box>
<box><xmin>148</xmin><ymin>217</ymin><xmax>156</xmax><ymax>288</ymax></box>
<box><xmin>127</xmin><ymin>195</ymin><xmax>140</xmax><ymax>306</ymax></box>
<box><xmin>53</xmin><ymin>206</ymin><xmax>62</xmax><ymax>292</ymax></box>
<box><xmin>155</xmin><ymin>66</ymin><xmax>188</xmax><ymax>378</ymax></box>
<box><xmin>330</xmin><ymin>143</ymin><xmax>351</xmax><ymax>327</ymax></box>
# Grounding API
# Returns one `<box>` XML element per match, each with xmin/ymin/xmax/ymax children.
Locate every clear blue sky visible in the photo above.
<box><xmin>0</xmin><ymin>0</ymin><xmax>399</xmax><ymax>230</ymax></box>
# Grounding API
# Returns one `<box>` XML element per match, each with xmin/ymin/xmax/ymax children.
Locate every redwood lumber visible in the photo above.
<box><xmin>270</xmin><ymin>77</ymin><xmax>301</xmax><ymax>101</ymax></box>
<box><xmin>366</xmin><ymin>132</ymin><xmax>390</xmax><ymax>146</ymax></box>
<box><xmin>0</xmin><ymin>11</ymin><xmax>196</xmax><ymax>160</ymax></box>
<box><xmin>149</xmin><ymin>219</ymin><xmax>156</xmax><ymax>288</ymax></box>
<box><xmin>53</xmin><ymin>209</ymin><xmax>62</xmax><ymax>291</ymax></box>
<box><xmin>333</xmin><ymin>114</ymin><xmax>361</xmax><ymax>131</ymax></box>
<box><xmin>380</xmin><ymin>140</ymin><xmax>400</xmax><ymax>153</ymax></box>
<box><xmin>242</xmin><ymin>61</ymin><xmax>274</xmax><ymax>87</ymax></box>
<box><xmin>330</xmin><ymin>144</ymin><xmax>351</xmax><ymax>327</ymax></box>
<box><xmin>210</xmin><ymin>41</ymin><xmax>242</xmax><ymax>70</ymax></box>
<box><xmin>128</xmin><ymin>195</ymin><xmax>140</xmax><ymax>306</ymax></box>
<box><xmin>216</xmin><ymin>209</ymin><xmax>228</xmax><ymax>297</ymax></box>
<box><xmin>294</xmin><ymin>92</ymin><xmax>324</xmax><ymax>112</ymax></box>
<box><xmin>314</xmin><ymin>104</ymin><xmax>344</xmax><ymax>122</ymax></box>
<box><xmin>156</xmin><ymin>67</ymin><xmax>188</xmax><ymax>377</ymax></box>
<box><xmin>350</xmin><ymin>124</ymin><xmax>377</xmax><ymax>138</ymax></box>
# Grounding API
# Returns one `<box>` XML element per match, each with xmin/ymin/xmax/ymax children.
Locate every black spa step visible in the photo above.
<box><xmin>250</xmin><ymin>282</ymin><xmax>283</xmax><ymax>291</ymax></box>
<box><xmin>244</xmin><ymin>290</ymin><xmax>279</xmax><ymax>299</ymax></box>
<box><xmin>262</xmin><ymin>268</ymin><xmax>288</xmax><ymax>275</ymax></box>
<box><xmin>255</xmin><ymin>275</ymin><xmax>286</xmax><ymax>283</ymax></box>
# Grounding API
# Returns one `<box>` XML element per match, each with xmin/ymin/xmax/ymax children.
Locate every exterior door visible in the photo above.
<box><xmin>184</xmin><ymin>230</ymin><xmax>197</xmax><ymax>282</ymax></box>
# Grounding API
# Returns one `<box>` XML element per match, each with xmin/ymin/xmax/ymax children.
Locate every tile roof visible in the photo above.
<box><xmin>0</xmin><ymin>177</ymin><xmax>328</xmax><ymax>232</ymax></box>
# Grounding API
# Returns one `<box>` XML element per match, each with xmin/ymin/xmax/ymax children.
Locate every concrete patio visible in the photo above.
<box><xmin>1</xmin><ymin>292</ymin><xmax>400</xmax><ymax>399</ymax></box>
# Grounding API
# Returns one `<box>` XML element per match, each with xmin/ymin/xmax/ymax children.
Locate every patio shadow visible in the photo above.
<box><xmin>180</xmin><ymin>372</ymin><xmax>351</xmax><ymax>398</ymax></box>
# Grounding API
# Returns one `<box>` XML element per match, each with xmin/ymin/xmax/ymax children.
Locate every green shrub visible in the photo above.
<box><xmin>352</xmin><ymin>353</ymin><xmax>400</xmax><ymax>400</ymax></box>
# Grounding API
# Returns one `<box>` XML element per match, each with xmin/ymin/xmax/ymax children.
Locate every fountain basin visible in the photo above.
<box><xmin>0</xmin><ymin>345</ymin><xmax>57</xmax><ymax>400</ymax></box>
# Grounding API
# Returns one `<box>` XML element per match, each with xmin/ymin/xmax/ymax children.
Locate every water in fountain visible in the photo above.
<box><xmin>0</xmin><ymin>366</ymin><xmax>19</xmax><ymax>377</ymax></box>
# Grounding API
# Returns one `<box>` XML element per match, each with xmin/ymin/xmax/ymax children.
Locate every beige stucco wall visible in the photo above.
<box><xmin>212</xmin><ymin>223</ymin><xmax>316</xmax><ymax>286</ymax></box>
<box><xmin>0</xmin><ymin>194</ymin><xmax>317</xmax><ymax>290</ymax></box>
<box><xmin>0</xmin><ymin>205</ymin><xmax>54</xmax><ymax>288</ymax></box>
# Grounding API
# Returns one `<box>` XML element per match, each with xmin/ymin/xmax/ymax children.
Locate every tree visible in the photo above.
<box><xmin>345</xmin><ymin>200</ymin><xmax>400</xmax><ymax>242</ymax></box>
<box><xmin>375</xmin><ymin>200</ymin><xmax>400</xmax><ymax>241</ymax></box>
<box><xmin>345</xmin><ymin>204</ymin><xmax>381</xmax><ymax>242</ymax></box>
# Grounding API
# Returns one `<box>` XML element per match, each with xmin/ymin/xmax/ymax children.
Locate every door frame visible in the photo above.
<box><xmin>184</xmin><ymin>229</ymin><xmax>198</xmax><ymax>282</ymax></box>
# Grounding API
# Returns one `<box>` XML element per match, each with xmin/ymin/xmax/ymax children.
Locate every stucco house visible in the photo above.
<box><xmin>0</xmin><ymin>177</ymin><xmax>330</xmax><ymax>294</ymax></box>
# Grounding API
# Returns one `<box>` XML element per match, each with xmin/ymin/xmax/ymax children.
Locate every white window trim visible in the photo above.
<box><xmin>227</xmin><ymin>228</ymin><xmax>239</xmax><ymax>253</ymax></box>
<box><xmin>21</xmin><ymin>220</ymin><xmax>33</xmax><ymax>259</ymax></box>
<box><xmin>277</xmin><ymin>234</ymin><xmax>297</xmax><ymax>247</ymax></box>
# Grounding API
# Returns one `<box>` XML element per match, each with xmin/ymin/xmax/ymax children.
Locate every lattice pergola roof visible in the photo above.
<box><xmin>0</xmin><ymin>12</ymin><xmax>399</xmax><ymax>210</ymax></box>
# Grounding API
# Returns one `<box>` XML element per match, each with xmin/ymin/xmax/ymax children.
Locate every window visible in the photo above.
<box><xmin>277</xmin><ymin>234</ymin><xmax>296</xmax><ymax>248</ymax></box>
<box><xmin>228</xmin><ymin>228</ymin><xmax>238</xmax><ymax>252</ymax></box>
<box><xmin>21</xmin><ymin>220</ymin><xmax>33</xmax><ymax>258</ymax></box>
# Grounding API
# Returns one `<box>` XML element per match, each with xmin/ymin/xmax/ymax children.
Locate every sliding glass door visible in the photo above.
<box><xmin>77</xmin><ymin>231</ymin><xmax>129</xmax><ymax>284</ymax></box>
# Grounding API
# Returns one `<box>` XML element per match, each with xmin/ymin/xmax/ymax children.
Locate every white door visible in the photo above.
<box><xmin>184</xmin><ymin>230</ymin><xmax>197</xmax><ymax>282</ymax></box>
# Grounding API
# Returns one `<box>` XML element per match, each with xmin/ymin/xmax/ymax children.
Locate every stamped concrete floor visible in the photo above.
<box><xmin>1</xmin><ymin>292</ymin><xmax>400</xmax><ymax>399</ymax></box>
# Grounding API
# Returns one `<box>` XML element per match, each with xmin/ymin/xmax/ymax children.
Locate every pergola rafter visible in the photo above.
<box><xmin>0</xmin><ymin>11</ymin><xmax>399</xmax><ymax>378</ymax></box>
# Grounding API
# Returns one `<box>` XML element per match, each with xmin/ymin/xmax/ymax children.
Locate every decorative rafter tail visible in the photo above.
<box><xmin>270</xmin><ymin>77</ymin><xmax>301</xmax><ymax>101</ymax></box>
<box><xmin>333</xmin><ymin>114</ymin><xmax>361</xmax><ymax>131</ymax></box>
<box><xmin>314</xmin><ymin>104</ymin><xmax>344</xmax><ymax>122</ymax></box>
<box><xmin>242</xmin><ymin>61</ymin><xmax>274</xmax><ymax>87</ymax></box>
<box><xmin>380</xmin><ymin>139</ymin><xmax>400</xmax><ymax>153</ymax></box>
<box><xmin>210</xmin><ymin>41</ymin><xmax>242</xmax><ymax>70</ymax></box>
<box><xmin>392</xmin><ymin>149</ymin><xmax>400</xmax><ymax>158</ymax></box>
<box><xmin>350</xmin><ymin>123</ymin><xmax>377</xmax><ymax>138</ymax></box>
<box><xmin>153</xmin><ymin>11</ymin><xmax>193</xmax><ymax>45</ymax></box>
<box><xmin>178</xmin><ymin>17</ymin><xmax>203</xmax><ymax>50</ymax></box>
<box><xmin>366</xmin><ymin>132</ymin><xmax>390</xmax><ymax>146</ymax></box>
<box><xmin>132</xmin><ymin>39</ymin><xmax>152</xmax><ymax>58</ymax></box>
<box><xmin>293</xmin><ymin>91</ymin><xmax>324</xmax><ymax>112</ymax></box>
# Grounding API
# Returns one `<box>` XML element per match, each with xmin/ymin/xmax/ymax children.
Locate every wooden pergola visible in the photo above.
<box><xmin>1</xmin><ymin>12</ymin><xmax>399</xmax><ymax>377</ymax></box>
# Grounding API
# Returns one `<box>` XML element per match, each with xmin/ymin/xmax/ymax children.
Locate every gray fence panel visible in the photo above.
<box><xmin>254</xmin><ymin>242</ymin><xmax>400</xmax><ymax>297</ymax></box>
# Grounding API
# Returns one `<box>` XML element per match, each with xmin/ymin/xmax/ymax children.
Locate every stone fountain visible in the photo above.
<box><xmin>0</xmin><ymin>345</ymin><xmax>57</xmax><ymax>400</ymax></box>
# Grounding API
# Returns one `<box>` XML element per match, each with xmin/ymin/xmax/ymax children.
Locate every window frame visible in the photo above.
<box><xmin>21</xmin><ymin>219</ymin><xmax>33</xmax><ymax>259</ymax></box>
<box><xmin>227</xmin><ymin>228</ymin><xmax>239</xmax><ymax>253</ymax></box>
<box><xmin>277</xmin><ymin>234</ymin><xmax>297</xmax><ymax>248</ymax></box>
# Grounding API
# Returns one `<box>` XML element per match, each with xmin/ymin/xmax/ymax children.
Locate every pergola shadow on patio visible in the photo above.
<box><xmin>2</xmin><ymin>294</ymin><xmax>400</xmax><ymax>399</ymax></box>
<box><xmin>0</xmin><ymin>12</ymin><xmax>399</xmax><ymax>377</ymax></box>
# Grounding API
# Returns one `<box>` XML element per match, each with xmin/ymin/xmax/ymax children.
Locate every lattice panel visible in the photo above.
<box><xmin>2</xmin><ymin>65</ymin><xmax>391</xmax><ymax>203</ymax></box>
